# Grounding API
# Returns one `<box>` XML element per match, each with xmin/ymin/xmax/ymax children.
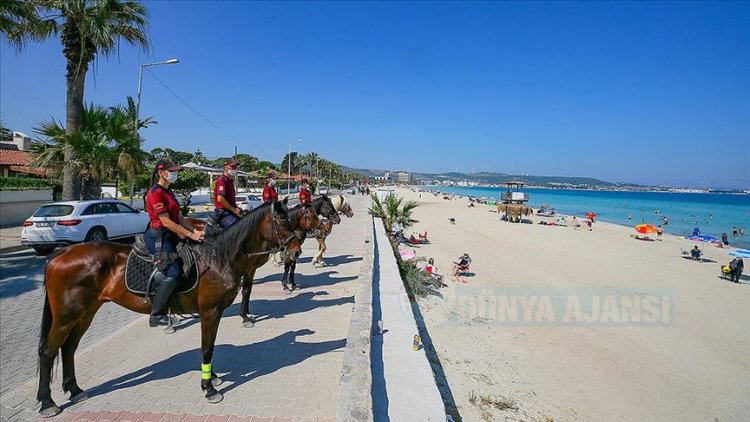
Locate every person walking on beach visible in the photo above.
<box><xmin>729</xmin><ymin>257</ymin><xmax>744</xmax><ymax>283</ymax></box>
<box><xmin>586</xmin><ymin>218</ymin><xmax>593</xmax><ymax>231</ymax></box>
<box><xmin>657</xmin><ymin>225</ymin><xmax>664</xmax><ymax>240</ymax></box>
<box><xmin>262</xmin><ymin>173</ymin><xmax>278</xmax><ymax>204</ymax></box>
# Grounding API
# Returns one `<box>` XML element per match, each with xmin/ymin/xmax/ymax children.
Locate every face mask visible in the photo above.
<box><xmin>228</xmin><ymin>170</ymin><xmax>238</xmax><ymax>178</ymax></box>
<box><xmin>166</xmin><ymin>171</ymin><xmax>178</xmax><ymax>183</ymax></box>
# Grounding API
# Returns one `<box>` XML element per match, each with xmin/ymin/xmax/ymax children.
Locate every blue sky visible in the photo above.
<box><xmin>1</xmin><ymin>1</ymin><xmax>749</xmax><ymax>188</ymax></box>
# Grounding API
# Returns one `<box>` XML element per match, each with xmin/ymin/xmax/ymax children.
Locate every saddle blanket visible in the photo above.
<box><xmin>125</xmin><ymin>246</ymin><xmax>199</xmax><ymax>296</ymax></box>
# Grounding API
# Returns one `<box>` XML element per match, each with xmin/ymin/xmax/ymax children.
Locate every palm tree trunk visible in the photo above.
<box><xmin>63</xmin><ymin>58</ymin><xmax>86</xmax><ymax>200</ymax></box>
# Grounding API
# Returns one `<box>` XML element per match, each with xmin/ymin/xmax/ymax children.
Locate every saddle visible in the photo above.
<box><xmin>126</xmin><ymin>234</ymin><xmax>199</xmax><ymax>296</ymax></box>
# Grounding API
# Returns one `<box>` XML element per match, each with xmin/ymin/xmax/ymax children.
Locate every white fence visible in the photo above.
<box><xmin>0</xmin><ymin>190</ymin><xmax>53</xmax><ymax>226</ymax></box>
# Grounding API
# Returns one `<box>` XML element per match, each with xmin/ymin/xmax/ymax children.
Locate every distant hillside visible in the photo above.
<box><xmin>340</xmin><ymin>166</ymin><xmax>636</xmax><ymax>187</ymax></box>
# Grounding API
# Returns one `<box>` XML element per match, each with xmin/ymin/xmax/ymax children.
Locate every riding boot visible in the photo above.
<box><xmin>149</xmin><ymin>275</ymin><xmax>178</xmax><ymax>327</ymax></box>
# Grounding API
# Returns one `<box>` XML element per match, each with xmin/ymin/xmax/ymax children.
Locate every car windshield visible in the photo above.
<box><xmin>33</xmin><ymin>205</ymin><xmax>74</xmax><ymax>217</ymax></box>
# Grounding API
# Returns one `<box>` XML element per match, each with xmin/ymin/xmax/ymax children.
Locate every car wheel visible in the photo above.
<box><xmin>32</xmin><ymin>245</ymin><xmax>56</xmax><ymax>256</ymax></box>
<box><xmin>85</xmin><ymin>227</ymin><xmax>107</xmax><ymax>242</ymax></box>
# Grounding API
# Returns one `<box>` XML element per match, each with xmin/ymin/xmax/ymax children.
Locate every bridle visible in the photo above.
<box><xmin>247</xmin><ymin>203</ymin><xmax>297</xmax><ymax>257</ymax></box>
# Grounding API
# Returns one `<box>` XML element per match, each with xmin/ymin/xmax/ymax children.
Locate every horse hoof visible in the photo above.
<box><xmin>211</xmin><ymin>377</ymin><xmax>223</xmax><ymax>387</ymax></box>
<box><xmin>40</xmin><ymin>405</ymin><xmax>62</xmax><ymax>418</ymax></box>
<box><xmin>70</xmin><ymin>391</ymin><xmax>88</xmax><ymax>403</ymax></box>
<box><xmin>206</xmin><ymin>392</ymin><xmax>224</xmax><ymax>404</ymax></box>
<box><xmin>242</xmin><ymin>319</ymin><xmax>255</xmax><ymax>328</ymax></box>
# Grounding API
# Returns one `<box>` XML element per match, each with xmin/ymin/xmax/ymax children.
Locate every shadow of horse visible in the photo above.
<box><xmin>296</xmin><ymin>254</ymin><xmax>363</xmax><ymax>266</ymax></box>
<box><xmin>252</xmin><ymin>268</ymin><xmax>358</xmax><ymax>288</ymax></box>
<box><xmin>83</xmin><ymin>329</ymin><xmax>345</xmax><ymax>399</ymax></box>
<box><xmin>225</xmin><ymin>291</ymin><xmax>354</xmax><ymax>323</ymax></box>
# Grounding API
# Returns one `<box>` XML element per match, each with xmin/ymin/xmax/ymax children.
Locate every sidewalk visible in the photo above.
<box><xmin>0</xmin><ymin>226</ymin><xmax>26</xmax><ymax>253</ymax></box>
<box><xmin>0</xmin><ymin>195</ymin><xmax>371</xmax><ymax>422</ymax></box>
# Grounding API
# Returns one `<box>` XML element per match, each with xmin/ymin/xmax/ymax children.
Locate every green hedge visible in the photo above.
<box><xmin>0</xmin><ymin>177</ymin><xmax>62</xmax><ymax>198</ymax></box>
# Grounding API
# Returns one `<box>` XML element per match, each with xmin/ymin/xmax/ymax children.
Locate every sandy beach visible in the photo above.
<box><xmin>393</xmin><ymin>187</ymin><xmax>750</xmax><ymax>421</ymax></box>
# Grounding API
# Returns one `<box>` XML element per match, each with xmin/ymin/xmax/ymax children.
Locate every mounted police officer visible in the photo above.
<box><xmin>144</xmin><ymin>159</ymin><xmax>204</xmax><ymax>327</ymax></box>
<box><xmin>213</xmin><ymin>158</ymin><xmax>243</xmax><ymax>228</ymax></box>
<box><xmin>299</xmin><ymin>178</ymin><xmax>311</xmax><ymax>205</ymax></box>
<box><xmin>262</xmin><ymin>172</ymin><xmax>278</xmax><ymax>204</ymax></box>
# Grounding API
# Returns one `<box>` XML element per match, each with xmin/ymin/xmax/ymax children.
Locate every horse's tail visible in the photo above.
<box><xmin>38</xmin><ymin>262</ymin><xmax>55</xmax><ymax>374</ymax></box>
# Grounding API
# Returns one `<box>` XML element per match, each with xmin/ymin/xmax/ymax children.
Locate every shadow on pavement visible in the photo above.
<box><xmin>0</xmin><ymin>250</ymin><xmax>47</xmax><ymax>298</ymax></box>
<box><xmin>225</xmin><ymin>291</ymin><xmax>355</xmax><ymax>323</ymax></box>
<box><xmin>82</xmin><ymin>329</ymin><xmax>345</xmax><ymax>400</ymax></box>
<box><xmin>295</xmin><ymin>254</ymin><xmax>363</xmax><ymax>266</ymax></box>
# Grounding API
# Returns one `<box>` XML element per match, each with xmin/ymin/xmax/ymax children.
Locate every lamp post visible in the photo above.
<box><xmin>287</xmin><ymin>138</ymin><xmax>303</xmax><ymax>196</ymax></box>
<box><xmin>131</xmin><ymin>58</ymin><xmax>179</xmax><ymax>205</ymax></box>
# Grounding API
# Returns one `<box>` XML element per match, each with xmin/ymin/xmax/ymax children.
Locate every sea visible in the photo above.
<box><xmin>424</xmin><ymin>186</ymin><xmax>750</xmax><ymax>249</ymax></box>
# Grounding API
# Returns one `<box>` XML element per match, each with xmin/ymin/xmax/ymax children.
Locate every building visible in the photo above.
<box><xmin>0</xmin><ymin>131</ymin><xmax>32</xmax><ymax>151</ymax></box>
<box><xmin>394</xmin><ymin>171</ymin><xmax>411</xmax><ymax>183</ymax></box>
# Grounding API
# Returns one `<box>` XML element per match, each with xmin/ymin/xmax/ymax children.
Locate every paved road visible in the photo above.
<box><xmin>0</xmin><ymin>194</ymin><xmax>370</xmax><ymax>421</ymax></box>
<box><xmin>0</xmin><ymin>249</ymin><xmax>141</xmax><ymax>401</ymax></box>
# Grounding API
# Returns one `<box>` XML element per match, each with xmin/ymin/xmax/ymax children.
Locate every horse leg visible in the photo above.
<box><xmin>313</xmin><ymin>238</ymin><xmax>326</xmax><ymax>267</ymax></box>
<box><xmin>289</xmin><ymin>260</ymin><xmax>298</xmax><ymax>290</ymax></box>
<box><xmin>37</xmin><ymin>295</ymin><xmax>77</xmax><ymax>418</ymax></box>
<box><xmin>199</xmin><ymin>308</ymin><xmax>224</xmax><ymax>403</ymax></box>
<box><xmin>238</xmin><ymin>268</ymin><xmax>257</xmax><ymax>328</ymax></box>
<box><xmin>60</xmin><ymin>304</ymin><xmax>101</xmax><ymax>403</ymax></box>
<box><xmin>281</xmin><ymin>263</ymin><xmax>291</xmax><ymax>291</ymax></box>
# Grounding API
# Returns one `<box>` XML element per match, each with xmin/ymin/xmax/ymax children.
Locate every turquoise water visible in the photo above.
<box><xmin>425</xmin><ymin>186</ymin><xmax>750</xmax><ymax>249</ymax></box>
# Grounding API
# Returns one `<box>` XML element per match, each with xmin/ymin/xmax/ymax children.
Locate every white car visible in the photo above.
<box><xmin>237</xmin><ymin>194</ymin><xmax>262</xmax><ymax>212</ymax></box>
<box><xmin>21</xmin><ymin>200</ymin><xmax>149</xmax><ymax>255</ymax></box>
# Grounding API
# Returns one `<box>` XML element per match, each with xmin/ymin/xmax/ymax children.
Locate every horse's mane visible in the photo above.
<box><xmin>287</xmin><ymin>203</ymin><xmax>311</xmax><ymax>230</ymax></box>
<box><xmin>198</xmin><ymin>203</ymin><xmax>278</xmax><ymax>264</ymax></box>
<box><xmin>331</xmin><ymin>194</ymin><xmax>347</xmax><ymax>211</ymax></box>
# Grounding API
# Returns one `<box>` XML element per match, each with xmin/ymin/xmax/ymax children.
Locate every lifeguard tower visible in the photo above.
<box><xmin>501</xmin><ymin>181</ymin><xmax>529</xmax><ymax>204</ymax></box>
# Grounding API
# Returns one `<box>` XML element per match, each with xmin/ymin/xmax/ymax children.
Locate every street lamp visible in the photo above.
<box><xmin>287</xmin><ymin>138</ymin><xmax>303</xmax><ymax>196</ymax></box>
<box><xmin>131</xmin><ymin>58</ymin><xmax>180</xmax><ymax>205</ymax></box>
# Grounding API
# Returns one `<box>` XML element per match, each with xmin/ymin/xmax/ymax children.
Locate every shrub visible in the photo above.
<box><xmin>0</xmin><ymin>176</ymin><xmax>61</xmax><ymax>197</ymax></box>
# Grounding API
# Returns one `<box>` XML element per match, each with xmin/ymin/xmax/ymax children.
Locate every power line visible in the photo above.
<box><xmin>144</xmin><ymin>68</ymin><xmax>282</xmax><ymax>151</ymax></box>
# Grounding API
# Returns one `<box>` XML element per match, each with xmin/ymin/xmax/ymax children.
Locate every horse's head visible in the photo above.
<box><xmin>336</xmin><ymin>195</ymin><xmax>354</xmax><ymax>218</ymax></box>
<box><xmin>292</xmin><ymin>203</ymin><xmax>323</xmax><ymax>239</ymax></box>
<box><xmin>316</xmin><ymin>195</ymin><xmax>341</xmax><ymax>225</ymax></box>
<box><xmin>264</xmin><ymin>201</ymin><xmax>302</xmax><ymax>261</ymax></box>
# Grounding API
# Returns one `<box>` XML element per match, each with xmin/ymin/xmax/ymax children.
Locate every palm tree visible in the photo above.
<box><xmin>368</xmin><ymin>193</ymin><xmax>419</xmax><ymax>233</ymax></box>
<box><xmin>31</xmin><ymin>100</ymin><xmax>151</xmax><ymax>199</ymax></box>
<box><xmin>109</xmin><ymin>96</ymin><xmax>154</xmax><ymax>196</ymax></box>
<box><xmin>305</xmin><ymin>152</ymin><xmax>319</xmax><ymax>180</ymax></box>
<box><xmin>5</xmin><ymin>0</ymin><xmax>150</xmax><ymax>199</ymax></box>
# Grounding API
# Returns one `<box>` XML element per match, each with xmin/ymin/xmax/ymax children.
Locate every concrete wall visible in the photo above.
<box><xmin>0</xmin><ymin>190</ymin><xmax>52</xmax><ymax>226</ymax></box>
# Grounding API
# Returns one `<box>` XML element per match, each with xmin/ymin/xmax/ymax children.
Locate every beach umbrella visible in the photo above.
<box><xmin>585</xmin><ymin>212</ymin><xmax>597</xmax><ymax>220</ymax></box>
<box><xmin>635</xmin><ymin>224</ymin><xmax>658</xmax><ymax>234</ymax></box>
<box><xmin>729</xmin><ymin>249</ymin><xmax>750</xmax><ymax>259</ymax></box>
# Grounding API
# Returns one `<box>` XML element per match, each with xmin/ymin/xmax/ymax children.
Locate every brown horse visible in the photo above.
<box><xmin>311</xmin><ymin>194</ymin><xmax>354</xmax><ymax>267</ymax></box>
<box><xmin>36</xmin><ymin>201</ymin><xmax>318</xmax><ymax>418</ymax></box>
<box><xmin>238</xmin><ymin>196</ymin><xmax>339</xmax><ymax>327</ymax></box>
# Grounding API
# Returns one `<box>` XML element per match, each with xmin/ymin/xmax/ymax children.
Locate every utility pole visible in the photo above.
<box><xmin>234</xmin><ymin>145</ymin><xmax>238</xmax><ymax>156</ymax></box>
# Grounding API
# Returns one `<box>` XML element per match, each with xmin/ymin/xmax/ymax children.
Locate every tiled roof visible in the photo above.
<box><xmin>0</xmin><ymin>149</ymin><xmax>31</xmax><ymax>166</ymax></box>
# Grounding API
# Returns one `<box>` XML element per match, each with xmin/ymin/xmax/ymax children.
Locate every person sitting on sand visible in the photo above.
<box><xmin>722</xmin><ymin>232</ymin><xmax>729</xmax><ymax>246</ymax></box>
<box><xmin>424</xmin><ymin>258</ymin><xmax>444</xmax><ymax>285</ymax></box>
<box><xmin>452</xmin><ymin>253</ymin><xmax>471</xmax><ymax>276</ymax></box>
<box><xmin>690</xmin><ymin>245</ymin><xmax>703</xmax><ymax>261</ymax></box>
<box><xmin>572</xmin><ymin>216</ymin><xmax>581</xmax><ymax>229</ymax></box>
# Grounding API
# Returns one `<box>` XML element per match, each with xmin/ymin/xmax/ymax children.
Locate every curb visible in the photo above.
<box><xmin>0</xmin><ymin>245</ymin><xmax>28</xmax><ymax>254</ymax></box>
<box><xmin>337</xmin><ymin>215</ymin><xmax>375</xmax><ymax>421</ymax></box>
